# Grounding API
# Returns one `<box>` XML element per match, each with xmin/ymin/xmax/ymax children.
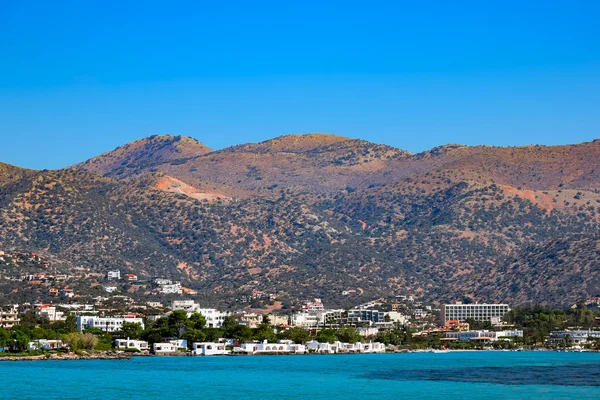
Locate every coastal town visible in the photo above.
<box><xmin>2</xmin><ymin>285</ymin><xmax>600</xmax><ymax>359</ymax></box>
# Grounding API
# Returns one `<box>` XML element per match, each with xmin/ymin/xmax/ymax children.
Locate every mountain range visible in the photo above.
<box><xmin>1</xmin><ymin>133</ymin><xmax>599</xmax><ymax>307</ymax></box>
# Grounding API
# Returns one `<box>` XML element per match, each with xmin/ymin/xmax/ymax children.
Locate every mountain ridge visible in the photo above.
<box><xmin>1</xmin><ymin>133</ymin><xmax>600</xmax><ymax>307</ymax></box>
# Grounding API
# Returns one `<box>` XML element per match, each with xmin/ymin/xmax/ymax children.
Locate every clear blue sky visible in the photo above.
<box><xmin>1</xmin><ymin>1</ymin><xmax>599</xmax><ymax>170</ymax></box>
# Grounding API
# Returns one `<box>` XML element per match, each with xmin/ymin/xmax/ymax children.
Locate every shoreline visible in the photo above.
<box><xmin>0</xmin><ymin>352</ymin><xmax>133</xmax><ymax>362</ymax></box>
<box><xmin>1</xmin><ymin>348</ymin><xmax>598</xmax><ymax>361</ymax></box>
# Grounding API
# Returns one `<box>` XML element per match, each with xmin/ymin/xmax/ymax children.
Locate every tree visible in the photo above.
<box><xmin>337</xmin><ymin>327</ymin><xmax>362</xmax><ymax>344</ymax></box>
<box><xmin>10</xmin><ymin>330</ymin><xmax>30</xmax><ymax>352</ymax></box>
<box><xmin>63</xmin><ymin>332</ymin><xmax>98</xmax><ymax>351</ymax></box>
<box><xmin>187</xmin><ymin>313</ymin><xmax>207</xmax><ymax>330</ymax></box>
<box><xmin>253</xmin><ymin>324</ymin><xmax>277</xmax><ymax>343</ymax></box>
<box><xmin>183</xmin><ymin>329</ymin><xmax>206</xmax><ymax>347</ymax></box>
<box><xmin>0</xmin><ymin>328</ymin><xmax>10</xmax><ymax>349</ymax></box>
<box><xmin>279</xmin><ymin>328</ymin><xmax>310</xmax><ymax>344</ymax></box>
<box><xmin>116</xmin><ymin>322</ymin><xmax>144</xmax><ymax>340</ymax></box>
<box><xmin>225</xmin><ymin>324</ymin><xmax>253</xmax><ymax>343</ymax></box>
<box><xmin>315</xmin><ymin>329</ymin><xmax>338</xmax><ymax>344</ymax></box>
<box><xmin>168</xmin><ymin>310</ymin><xmax>189</xmax><ymax>338</ymax></box>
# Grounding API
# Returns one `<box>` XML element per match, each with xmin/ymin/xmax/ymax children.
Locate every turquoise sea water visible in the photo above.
<box><xmin>2</xmin><ymin>351</ymin><xmax>600</xmax><ymax>399</ymax></box>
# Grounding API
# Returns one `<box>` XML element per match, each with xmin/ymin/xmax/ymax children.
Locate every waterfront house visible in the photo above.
<box><xmin>28</xmin><ymin>339</ymin><xmax>65</xmax><ymax>351</ymax></box>
<box><xmin>192</xmin><ymin>342</ymin><xmax>231</xmax><ymax>355</ymax></box>
<box><xmin>306</xmin><ymin>340</ymin><xmax>340</xmax><ymax>354</ymax></box>
<box><xmin>153</xmin><ymin>342</ymin><xmax>179</xmax><ymax>355</ymax></box>
<box><xmin>235</xmin><ymin>340</ymin><xmax>306</xmax><ymax>355</ymax></box>
<box><xmin>114</xmin><ymin>338</ymin><xmax>149</xmax><ymax>351</ymax></box>
<box><xmin>547</xmin><ymin>329</ymin><xmax>600</xmax><ymax>346</ymax></box>
<box><xmin>444</xmin><ymin>329</ymin><xmax>523</xmax><ymax>342</ymax></box>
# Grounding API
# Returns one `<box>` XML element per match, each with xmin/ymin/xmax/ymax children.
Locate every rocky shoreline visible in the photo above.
<box><xmin>0</xmin><ymin>352</ymin><xmax>134</xmax><ymax>361</ymax></box>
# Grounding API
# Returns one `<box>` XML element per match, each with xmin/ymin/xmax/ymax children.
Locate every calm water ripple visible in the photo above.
<box><xmin>2</xmin><ymin>352</ymin><xmax>600</xmax><ymax>400</ymax></box>
<box><xmin>363</xmin><ymin>363</ymin><xmax>600</xmax><ymax>386</ymax></box>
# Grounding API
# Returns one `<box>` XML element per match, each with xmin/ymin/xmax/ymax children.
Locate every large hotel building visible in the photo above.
<box><xmin>440</xmin><ymin>303</ymin><xmax>510</xmax><ymax>326</ymax></box>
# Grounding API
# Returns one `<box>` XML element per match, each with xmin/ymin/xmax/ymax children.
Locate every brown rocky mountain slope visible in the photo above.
<box><xmin>0</xmin><ymin>134</ymin><xmax>598</xmax><ymax>307</ymax></box>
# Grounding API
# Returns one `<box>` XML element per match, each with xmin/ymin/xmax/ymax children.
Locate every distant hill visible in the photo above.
<box><xmin>0</xmin><ymin>133</ymin><xmax>599</xmax><ymax>307</ymax></box>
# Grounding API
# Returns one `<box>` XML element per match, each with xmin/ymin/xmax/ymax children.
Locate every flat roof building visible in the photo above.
<box><xmin>440</xmin><ymin>303</ymin><xmax>510</xmax><ymax>326</ymax></box>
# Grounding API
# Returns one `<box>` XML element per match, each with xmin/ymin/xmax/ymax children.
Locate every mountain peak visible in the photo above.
<box><xmin>74</xmin><ymin>134</ymin><xmax>213</xmax><ymax>177</ymax></box>
<box><xmin>250</xmin><ymin>133</ymin><xmax>352</xmax><ymax>153</ymax></box>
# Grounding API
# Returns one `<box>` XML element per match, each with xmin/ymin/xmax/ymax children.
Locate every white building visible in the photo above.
<box><xmin>444</xmin><ymin>329</ymin><xmax>523</xmax><ymax>342</ymax></box>
<box><xmin>114</xmin><ymin>339</ymin><xmax>149</xmax><ymax>351</ymax></box>
<box><xmin>77</xmin><ymin>315</ymin><xmax>144</xmax><ymax>332</ymax></box>
<box><xmin>160</xmin><ymin>282</ymin><xmax>182</xmax><ymax>294</ymax></box>
<box><xmin>171</xmin><ymin>300</ymin><xmax>199</xmax><ymax>313</ymax></box>
<box><xmin>0</xmin><ymin>305</ymin><xmax>20</xmax><ymax>328</ymax></box>
<box><xmin>153</xmin><ymin>342</ymin><xmax>179</xmax><ymax>354</ymax></box>
<box><xmin>28</xmin><ymin>339</ymin><xmax>65</xmax><ymax>351</ymax></box>
<box><xmin>234</xmin><ymin>340</ymin><xmax>306</xmax><ymax>355</ymax></box>
<box><xmin>36</xmin><ymin>306</ymin><xmax>66</xmax><ymax>322</ymax></box>
<box><xmin>548</xmin><ymin>330</ymin><xmax>600</xmax><ymax>346</ymax></box>
<box><xmin>306</xmin><ymin>340</ymin><xmax>340</xmax><ymax>354</ymax></box>
<box><xmin>171</xmin><ymin>301</ymin><xmax>229</xmax><ymax>328</ymax></box>
<box><xmin>440</xmin><ymin>303</ymin><xmax>511</xmax><ymax>325</ymax></box>
<box><xmin>153</xmin><ymin>278</ymin><xmax>172</xmax><ymax>285</ymax></box>
<box><xmin>104</xmin><ymin>286</ymin><xmax>118</xmax><ymax>293</ymax></box>
<box><xmin>107</xmin><ymin>270</ymin><xmax>121</xmax><ymax>280</ymax></box>
<box><xmin>193</xmin><ymin>342</ymin><xmax>231</xmax><ymax>356</ymax></box>
<box><xmin>305</xmin><ymin>340</ymin><xmax>385</xmax><ymax>354</ymax></box>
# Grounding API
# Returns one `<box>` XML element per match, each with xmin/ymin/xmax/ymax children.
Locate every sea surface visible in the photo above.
<box><xmin>2</xmin><ymin>351</ymin><xmax>600</xmax><ymax>399</ymax></box>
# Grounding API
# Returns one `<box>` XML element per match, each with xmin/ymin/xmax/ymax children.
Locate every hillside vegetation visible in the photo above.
<box><xmin>0</xmin><ymin>134</ymin><xmax>598</xmax><ymax>306</ymax></box>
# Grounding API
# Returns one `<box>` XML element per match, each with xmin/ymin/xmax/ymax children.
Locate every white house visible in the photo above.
<box><xmin>153</xmin><ymin>278</ymin><xmax>172</xmax><ymax>285</ymax></box>
<box><xmin>28</xmin><ymin>339</ymin><xmax>65</xmax><ymax>351</ymax></box>
<box><xmin>171</xmin><ymin>301</ymin><xmax>229</xmax><ymax>328</ymax></box>
<box><xmin>360</xmin><ymin>341</ymin><xmax>386</xmax><ymax>353</ymax></box>
<box><xmin>114</xmin><ymin>339</ymin><xmax>149</xmax><ymax>351</ymax></box>
<box><xmin>160</xmin><ymin>282</ymin><xmax>182</xmax><ymax>294</ymax></box>
<box><xmin>77</xmin><ymin>315</ymin><xmax>144</xmax><ymax>332</ymax></box>
<box><xmin>153</xmin><ymin>343</ymin><xmax>179</xmax><ymax>354</ymax></box>
<box><xmin>107</xmin><ymin>270</ymin><xmax>121</xmax><ymax>280</ymax></box>
<box><xmin>548</xmin><ymin>330</ymin><xmax>600</xmax><ymax>346</ymax></box>
<box><xmin>306</xmin><ymin>340</ymin><xmax>340</xmax><ymax>354</ymax></box>
<box><xmin>36</xmin><ymin>306</ymin><xmax>66</xmax><ymax>322</ymax></box>
<box><xmin>235</xmin><ymin>340</ymin><xmax>306</xmax><ymax>355</ymax></box>
<box><xmin>192</xmin><ymin>342</ymin><xmax>231</xmax><ymax>356</ymax></box>
<box><xmin>444</xmin><ymin>329</ymin><xmax>523</xmax><ymax>342</ymax></box>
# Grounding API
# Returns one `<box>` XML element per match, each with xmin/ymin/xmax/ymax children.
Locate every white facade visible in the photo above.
<box><xmin>77</xmin><ymin>315</ymin><xmax>144</xmax><ymax>332</ymax></box>
<box><xmin>0</xmin><ymin>306</ymin><xmax>20</xmax><ymax>328</ymax></box>
<box><xmin>548</xmin><ymin>330</ymin><xmax>600</xmax><ymax>345</ymax></box>
<box><xmin>386</xmin><ymin>312</ymin><xmax>408</xmax><ymax>324</ymax></box>
<box><xmin>441</xmin><ymin>304</ymin><xmax>511</xmax><ymax>325</ymax></box>
<box><xmin>171</xmin><ymin>301</ymin><xmax>229</xmax><ymax>328</ymax></box>
<box><xmin>107</xmin><ymin>270</ymin><xmax>121</xmax><ymax>280</ymax></box>
<box><xmin>192</xmin><ymin>342</ymin><xmax>231</xmax><ymax>356</ymax></box>
<box><xmin>235</xmin><ymin>340</ymin><xmax>306</xmax><ymax>355</ymax></box>
<box><xmin>445</xmin><ymin>329</ymin><xmax>523</xmax><ymax>342</ymax></box>
<box><xmin>305</xmin><ymin>340</ymin><xmax>385</xmax><ymax>354</ymax></box>
<box><xmin>153</xmin><ymin>343</ymin><xmax>179</xmax><ymax>354</ymax></box>
<box><xmin>36</xmin><ymin>306</ymin><xmax>66</xmax><ymax>322</ymax></box>
<box><xmin>114</xmin><ymin>339</ymin><xmax>149</xmax><ymax>351</ymax></box>
<box><xmin>306</xmin><ymin>340</ymin><xmax>339</xmax><ymax>354</ymax></box>
<box><xmin>160</xmin><ymin>283</ymin><xmax>182</xmax><ymax>294</ymax></box>
<box><xmin>28</xmin><ymin>339</ymin><xmax>65</xmax><ymax>351</ymax></box>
